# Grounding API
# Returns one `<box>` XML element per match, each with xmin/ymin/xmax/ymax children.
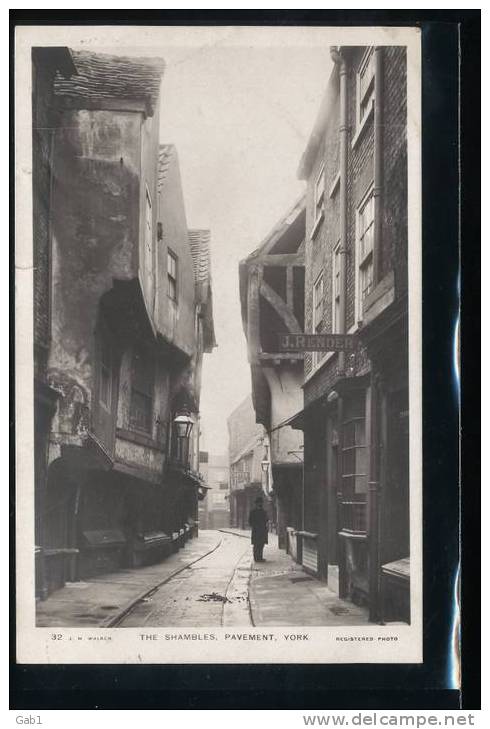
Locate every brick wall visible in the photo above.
<box><xmin>303</xmin><ymin>46</ymin><xmax>407</xmax><ymax>407</ymax></box>
<box><xmin>382</xmin><ymin>47</ymin><xmax>408</xmax><ymax>294</ymax></box>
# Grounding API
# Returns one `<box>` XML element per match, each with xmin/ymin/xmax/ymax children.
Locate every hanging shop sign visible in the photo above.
<box><xmin>276</xmin><ymin>332</ymin><xmax>358</xmax><ymax>352</ymax></box>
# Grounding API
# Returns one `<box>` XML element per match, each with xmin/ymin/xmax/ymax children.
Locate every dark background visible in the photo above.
<box><xmin>10</xmin><ymin>9</ymin><xmax>480</xmax><ymax>711</ymax></box>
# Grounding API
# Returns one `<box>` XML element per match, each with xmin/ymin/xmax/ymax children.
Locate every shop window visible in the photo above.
<box><xmin>332</xmin><ymin>240</ymin><xmax>341</xmax><ymax>333</ymax></box>
<box><xmin>167</xmin><ymin>249</ymin><xmax>178</xmax><ymax>302</ymax></box>
<box><xmin>356</xmin><ymin>187</ymin><xmax>375</xmax><ymax>322</ymax></box>
<box><xmin>130</xmin><ymin>348</ymin><xmax>154</xmax><ymax>434</ymax></box>
<box><xmin>342</xmin><ymin>392</ymin><xmax>367</xmax><ymax>495</ymax></box>
<box><xmin>357</xmin><ymin>47</ymin><xmax>375</xmax><ymax>129</ymax></box>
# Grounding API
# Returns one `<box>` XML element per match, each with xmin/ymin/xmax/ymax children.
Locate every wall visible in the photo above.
<box><xmin>303</xmin><ymin>47</ymin><xmax>407</xmax><ymax>408</ymax></box>
<box><xmin>303</xmin><ymin>80</ymin><xmax>340</xmax><ymax>387</ymax></box>
<box><xmin>32</xmin><ymin>59</ymin><xmax>58</xmax><ymax>379</ymax></box>
<box><xmin>263</xmin><ymin>367</ymin><xmax>304</xmax><ymax>464</ymax></box>
<box><xmin>48</xmin><ymin>108</ymin><xmax>142</xmax><ymax>450</ymax></box>
<box><xmin>139</xmin><ymin>106</ymin><xmax>160</xmax><ymax>319</ymax></box>
<box><xmin>228</xmin><ymin>395</ymin><xmax>265</xmax><ymax>464</ymax></box>
<box><xmin>206</xmin><ymin>454</ymin><xmax>230</xmax><ymax>513</ymax></box>
<box><xmin>381</xmin><ymin>47</ymin><xmax>408</xmax><ymax>295</ymax></box>
<box><xmin>156</xmin><ymin>149</ymin><xmax>197</xmax><ymax>357</ymax></box>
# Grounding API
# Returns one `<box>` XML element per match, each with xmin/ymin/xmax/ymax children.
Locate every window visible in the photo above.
<box><xmin>356</xmin><ymin>187</ymin><xmax>375</xmax><ymax>322</ymax></box>
<box><xmin>341</xmin><ymin>392</ymin><xmax>367</xmax><ymax>495</ymax></box>
<box><xmin>167</xmin><ymin>249</ymin><xmax>178</xmax><ymax>301</ymax></box>
<box><xmin>332</xmin><ymin>240</ymin><xmax>341</xmax><ymax>334</ymax></box>
<box><xmin>312</xmin><ymin>271</ymin><xmax>324</xmax><ymax>367</ymax></box>
<box><xmin>99</xmin><ymin>338</ymin><xmax>112</xmax><ymax>409</ymax></box>
<box><xmin>313</xmin><ymin>163</ymin><xmax>325</xmax><ymax>231</ymax></box>
<box><xmin>357</xmin><ymin>48</ymin><xmax>375</xmax><ymax>129</ymax></box>
<box><xmin>130</xmin><ymin>348</ymin><xmax>154</xmax><ymax>433</ymax></box>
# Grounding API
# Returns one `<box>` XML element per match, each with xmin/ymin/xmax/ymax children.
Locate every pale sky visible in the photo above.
<box><xmin>95</xmin><ymin>38</ymin><xmax>332</xmax><ymax>453</ymax></box>
<box><xmin>158</xmin><ymin>45</ymin><xmax>332</xmax><ymax>453</ymax></box>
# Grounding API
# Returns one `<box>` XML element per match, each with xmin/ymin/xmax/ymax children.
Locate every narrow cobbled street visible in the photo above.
<box><xmin>37</xmin><ymin>531</ymin><xmax>369</xmax><ymax>629</ymax></box>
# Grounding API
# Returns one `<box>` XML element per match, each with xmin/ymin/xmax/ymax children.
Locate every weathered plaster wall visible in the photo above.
<box><xmin>228</xmin><ymin>395</ymin><xmax>264</xmax><ymax>463</ymax></box>
<box><xmin>156</xmin><ymin>151</ymin><xmax>196</xmax><ymax>356</ymax></box>
<box><xmin>48</xmin><ymin>108</ymin><xmax>142</xmax><ymax>437</ymax></box>
<box><xmin>114</xmin><ymin>438</ymin><xmax>165</xmax><ymax>481</ymax></box>
<box><xmin>139</xmin><ymin>105</ymin><xmax>160</xmax><ymax>320</ymax></box>
<box><xmin>263</xmin><ymin>367</ymin><xmax>304</xmax><ymax>464</ymax></box>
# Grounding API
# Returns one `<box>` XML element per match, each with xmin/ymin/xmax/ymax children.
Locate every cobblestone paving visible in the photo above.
<box><xmin>120</xmin><ymin>533</ymin><xmax>252</xmax><ymax>627</ymax></box>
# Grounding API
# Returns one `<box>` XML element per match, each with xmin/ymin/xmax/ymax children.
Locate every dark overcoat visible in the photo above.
<box><xmin>248</xmin><ymin>507</ymin><xmax>268</xmax><ymax>545</ymax></box>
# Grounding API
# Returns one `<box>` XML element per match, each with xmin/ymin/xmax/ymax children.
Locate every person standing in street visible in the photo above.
<box><xmin>249</xmin><ymin>496</ymin><xmax>268</xmax><ymax>562</ymax></box>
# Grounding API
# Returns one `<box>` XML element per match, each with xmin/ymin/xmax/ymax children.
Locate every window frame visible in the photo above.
<box><xmin>355</xmin><ymin>184</ymin><xmax>375</xmax><ymax>324</ymax></box>
<box><xmin>312</xmin><ymin>270</ymin><xmax>324</xmax><ymax>368</ymax></box>
<box><xmin>312</xmin><ymin>162</ymin><xmax>326</xmax><ymax>236</ymax></box>
<box><xmin>356</xmin><ymin>47</ymin><xmax>375</xmax><ymax>130</ymax></box>
<box><xmin>332</xmin><ymin>239</ymin><xmax>341</xmax><ymax>334</ymax></box>
<box><xmin>341</xmin><ymin>392</ymin><xmax>368</xmax><ymax>498</ymax></box>
<box><xmin>167</xmin><ymin>247</ymin><xmax>178</xmax><ymax>302</ymax></box>
<box><xmin>129</xmin><ymin>347</ymin><xmax>154</xmax><ymax>435</ymax></box>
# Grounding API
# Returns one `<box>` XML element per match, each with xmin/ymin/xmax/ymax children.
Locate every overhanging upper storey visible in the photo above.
<box><xmin>239</xmin><ymin>195</ymin><xmax>306</xmax><ymax>367</ymax></box>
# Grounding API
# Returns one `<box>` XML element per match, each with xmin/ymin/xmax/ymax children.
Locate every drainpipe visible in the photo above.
<box><xmin>368</xmin><ymin>47</ymin><xmax>384</xmax><ymax>622</ymax></box>
<box><xmin>373</xmin><ymin>46</ymin><xmax>384</xmax><ymax>286</ymax></box>
<box><xmin>330</xmin><ymin>46</ymin><xmax>349</xmax><ymax>598</ymax></box>
<box><xmin>330</xmin><ymin>47</ymin><xmax>348</xmax><ymax>373</ymax></box>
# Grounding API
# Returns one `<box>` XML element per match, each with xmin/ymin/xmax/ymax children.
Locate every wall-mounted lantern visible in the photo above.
<box><xmin>174</xmin><ymin>410</ymin><xmax>194</xmax><ymax>440</ymax></box>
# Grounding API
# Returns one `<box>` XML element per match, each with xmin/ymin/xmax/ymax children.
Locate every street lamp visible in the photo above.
<box><xmin>173</xmin><ymin>410</ymin><xmax>194</xmax><ymax>440</ymax></box>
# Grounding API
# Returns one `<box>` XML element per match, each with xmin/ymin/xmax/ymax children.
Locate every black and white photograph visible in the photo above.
<box><xmin>15</xmin><ymin>25</ymin><xmax>422</xmax><ymax>664</ymax></box>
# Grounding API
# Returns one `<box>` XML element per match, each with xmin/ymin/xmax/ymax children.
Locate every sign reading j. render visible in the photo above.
<box><xmin>277</xmin><ymin>333</ymin><xmax>358</xmax><ymax>352</ymax></box>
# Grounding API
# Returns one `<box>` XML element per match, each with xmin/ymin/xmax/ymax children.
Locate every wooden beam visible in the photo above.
<box><xmin>255</xmin><ymin>253</ymin><xmax>304</xmax><ymax>266</ymax></box>
<box><xmin>247</xmin><ymin>265</ymin><xmax>262</xmax><ymax>363</ymax></box>
<box><xmin>259</xmin><ymin>352</ymin><xmax>303</xmax><ymax>361</ymax></box>
<box><xmin>259</xmin><ymin>279</ymin><xmax>302</xmax><ymax>334</ymax></box>
<box><xmin>286</xmin><ymin>265</ymin><xmax>294</xmax><ymax>308</ymax></box>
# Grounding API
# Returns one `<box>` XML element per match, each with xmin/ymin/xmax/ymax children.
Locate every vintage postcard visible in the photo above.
<box><xmin>15</xmin><ymin>24</ymin><xmax>422</xmax><ymax>664</ymax></box>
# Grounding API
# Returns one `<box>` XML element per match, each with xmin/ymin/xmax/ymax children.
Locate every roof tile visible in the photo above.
<box><xmin>188</xmin><ymin>229</ymin><xmax>211</xmax><ymax>286</ymax></box>
<box><xmin>53</xmin><ymin>50</ymin><xmax>165</xmax><ymax>116</ymax></box>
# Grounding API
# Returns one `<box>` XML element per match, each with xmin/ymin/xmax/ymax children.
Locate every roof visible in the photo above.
<box><xmin>188</xmin><ymin>229</ymin><xmax>211</xmax><ymax>287</ymax></box>
<box><xmin>157</xmin><ymin>144</ymin><xmax>174</xmax><ymax>192</ymax></box>
<box><xmin>53</xmin><ymin>50</ymin><xmax>165</xmax><ymax>117</ymax></box>
<box><xmin>187</xmin><ymin>229</ymin><xmax>217</xmax><ymax>351</ymax></box>
<box><xmin>241</xmin><ymin>193</ymin><xmax>306</xmax><ymax>263</ymax></box>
